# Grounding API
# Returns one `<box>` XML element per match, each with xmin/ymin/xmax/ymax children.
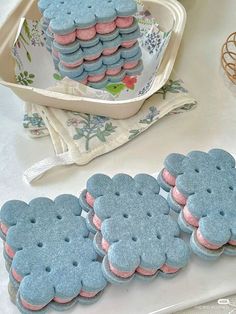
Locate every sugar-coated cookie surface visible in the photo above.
<box><xmin>158</xmin><ymin>149</ymin><xmax>236</xmax><ymax>260</ymax></box>
<box><xmin>0</xmin><ymin>195</ymin><xmax>107</xmax><ymax>313</ymax></box>
<box><xmin>80</xmin><ymin>174</ymin><xmax>190</xmax><ymax>284</ymax></box>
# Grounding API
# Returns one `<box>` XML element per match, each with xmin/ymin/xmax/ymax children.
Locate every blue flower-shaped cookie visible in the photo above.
<box><xmin>0</xmin><ymin>195</ymin><xmax>107</xmax><ymax>313</ymax></box>
<box><xmin>79</xmin><ymin>174</ymin><xmax>190</xmax><ymax>284</ymax></box>
<box><xmin>157</xmin><ymin>149</ymin><xmax>236</xmax><ymax>260</ymax></box>
<box><xmin>38</xmin><ymin>0</ymin><xmax>137</xmax><ymax>33</ymax></box>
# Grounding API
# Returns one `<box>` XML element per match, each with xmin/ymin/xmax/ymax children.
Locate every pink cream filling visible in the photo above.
<box><xmin>183</xmin><ymin>206</ymin><xmax>199</xmax><ymax>227</ymax></box>
<box><xmin>93</xmin><ymin>214</ymin><xmax>102</xmax><ymax>230</ymax></box>
<box><xmin>103</xmin><ymin>47</ymin><xmax>119</xmax><ymax>56</ymax></box>
<box><xmin>86</xmin><ymin>192</ymin><xmax>95</xmax><ymax>207</ymax></box>
<box><xmin>162</xmin><ymin>168</ymin><xmax>176</xmax><ymax>186</ymax></box>
<box><xmin>121</xmin><ymin>40</ymin><xmax>137</xmax><ymax>48</ymax></box>
<box><xmin>88</xmin><ymin>72</ymin><xmax>106</xmax><ymax>82</ymax></box>
<box><xmin>229</xmin><ymin>239</ymin><xmax>236</xmax><ymax>245</ymax></box>
<box><xmin>96</xmin><ymin>21</ymin><xmax>116</xmax><ymax>34</ymax></box>
<box><xmin>196</xmin><ymin>229</ymin><xmax>222</xmax><ymax>250</ymax></box>
<box><xmin>12</xmin><ymin>269</ymin><xmax>23</xmax><ymax>282</ymax></box>
<box><xmin>106</xmin><ymin>67</ymin><xmax>122</xmax><ymax>76</ymax></box>
<box><xmin>76</xmin><ymin>26</ymin><xmax>96</xmax><ymax>40</ymax></box>
<box><xmin>123</xmin><ymin>61</ymin><xmax>139</xmax><ymax>70</ymax></box>
<box><xmin>0</xmin><ymin>223</ymin><xmax>8</xmax><ymax>235</ymax></box>
<box><xmin>60</xmin><ymin>59</ymin><xmax>83</xmax><ymax>68</ymax></box>
<box><xmin>160</xmin><ymin>264</ymin><xmax>179</xmax><ymax>274</ymax></box>
<box><xmin>84</xmin><ymin>53</ymin><xmax>101</xmax><ymax>61</ymax></box>
<box><xmin>80</xmin><ymin>78</ymin><xmax>88</xmax><ymax>85</ymax></box>
<box><xmin>52</xmin><ymin>49</ymin><xmax>59</xmax><ymax>58</ymax></box>
<box><xmin>53</xmin><ymin>297</ymin><xmax>74</xmax><ymax>304</ymax></box>
<box><xmin>5</xmin><ymin>243</ymin><xmax>15</xmax><ymax>258</ymax></box>
<box><xmin>80</xmin><ymin>290</ymin><xmax>98</xmax><ymax>298</ymax></box>
<box><xmin>102</xmin><ymin>238</ymin><xmax>110</xmax><ymax>252</ymax></box>
<box><xmin>21</xmin><ymin>297</ymin><xmax>45</xmax><ymax>311</ymax></box>
<box><xmin>136</xmin><ymin>266</ymin><xmax>157</xmax><ymax>276</ymax></box>
<box><xmin>116</xmin><ymin>16</ymin><xmax>134</xmax><ymax>28</ymax></box>
<box><xmin>54</xmin><ymin>32</ymin><xmax>76</xmax><ymax>45</ymax></box>
<box><xmin>109</xmin><ymin>263</ymin><xmax>134</xmax><ymax>278</ymax></box>
<box><xmin>53</xmin><ymin>17</ymin><xmax>134</xmax><ymax>44</ymax></box>
<box><xmin>172</xmin><ymin>186</ymin><xmax>187</xmax><ymax>205</ymax></box>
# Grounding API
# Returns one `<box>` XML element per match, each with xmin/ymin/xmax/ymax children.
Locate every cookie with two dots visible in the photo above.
<box><xmin>80</xmin><ymin>173</ymin><xmax>190</xmax><ymax>284</ymax></box>
<box><xmin>158</xmin><ymin>148</ymin><xmax>236</xmax><ymax>260</ymax></box>
<box><xmin>0</xmin><ymin>195</ymin><xmax>107</xmax><ymax>313</ymax></box>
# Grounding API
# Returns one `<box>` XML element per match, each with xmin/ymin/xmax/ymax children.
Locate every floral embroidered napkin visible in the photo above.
<box><xmin>23</xmin><ymin>78</ymin><xmax>197</xmax><ymax>183</ymax></box>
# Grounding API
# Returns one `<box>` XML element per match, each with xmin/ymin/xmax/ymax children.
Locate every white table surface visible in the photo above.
<box><xmin>0</xmin><ymin>0</ymin><xmax>236</xmax><ymax>313</ymax></box>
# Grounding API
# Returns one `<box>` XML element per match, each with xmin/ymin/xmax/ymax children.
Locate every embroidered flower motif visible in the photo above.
<box><xmin>122</xmin><ymin>76</ymin><xmax>137</xmax><ymax>89</ymax></box>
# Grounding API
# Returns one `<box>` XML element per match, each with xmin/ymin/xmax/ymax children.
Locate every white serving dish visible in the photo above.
<box><xmin>0</xmin><ymin>0</ymin><xmax>186</xmax><ymax>119</ymax></box>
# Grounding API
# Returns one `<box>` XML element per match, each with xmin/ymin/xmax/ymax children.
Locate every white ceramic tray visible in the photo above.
<box><xmin>0</xmin><ymin>0</ymin><xmax>186</xmax><ymax>119</ymax></box>
<box><xmin>0</xmin><ymin>186</ymin><xmax>236</xmax><ymax>314</ymax></box>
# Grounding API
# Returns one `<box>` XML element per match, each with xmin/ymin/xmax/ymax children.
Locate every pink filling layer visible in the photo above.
<box><xmin>54</xmin><ymin>32</ymin><xmax>76</xmax><ymax>45</ymax></box>
<box><xmin>5</xmin><ymin>243</ymin><xmax>15</xmax><ymax>258</ymax></box>
<box><xmin>109</xmin><ymin>263</ymin><xmax>134</xmax><ymax>278</ymax></box>
<box><xmin>52</xmin><ymin>49</ymin><xmax>59</xmax><ymax>58</ymax></box>
<box><xmin>106</xmin><ymin>67</ymin><xmax>122</xmax><ymax>75</ymax></box>
<box><xmin>196</xmin><ymin>229</ymin><xmax>221</xmax><ymax>250</ymax></box>
<box><xmin>80</xmin><ymin>78</ymin><xmax>88</xmax><ymax>85</ymax></box>
<box><xmin>123</xmin><ymin>61</ymin><xmax>139</xmax><ymax>70</ymax></box>
<box><xmin>53</xmin><ymin>297</ymin><xmax>73</xmax><ymax>304</ymax></box>
<box><xmin>136</xmin><ymin>266</ymin><xmax>157</xmax><ymax>276</ymax></box>
<box><xmin>229</xmin><ymin>239</ymin><xmax>236</xmax><ymax>245</ymax></box>
<box><xmin>53</xmin><ymin>17</ymin><xmax>134</xmax><ymax>44</ymax></box>
<box><xmin>80</xmin><ymin>290</ymin><xmax>98</xmax><ymax>298</ymax></box>
<box><xmin>102</xmin><ymin>238</ymin><xmax>110</xmax><ymax>252</ymax></box>
<box><xmin>103</xmin><ymin>47</ymin><xmax>118</xmax><ymax>56</ymax></box>
<box><xmin>88</xmin><ymin>72</ymin><xmax>105</xmax><ymax>82</ymax></box>
<box><xmin>60</xmin><ymin>59</ymin><xmax>83</xmax><ymax>68</ymax></box>
<box><xmin>12</xmin><ymin>269</ymin><xmax>23</xmax><ymax>282</ymax></box>
<box><xmin>116</xmin><ymin>16</ymin><xmax>134</xmax><ymax>28</ymax></box>
<box><xmin>77</xmin><ymin>27</ymin><xmax>96</xmax><ymax>40</ymax></box>
<box><xmin>86</xmin><ymin>192</ymin><xmax>95</xmax><ymax>207</ymax></box>
<box><xmin>84</xmin><ymin>53</ymin><xmax>101</xmax><ymax>61</ymax></box>
<box><xmin>21</xmin><ymin>297</ymin><xmax>45</xmax><ymax>311</ymax></box>
<box><xmin>93</xmin><ymin>214</ymin><xmax>102</xmax><ymax>230</ymax></box>
<box><xmin>183</xmin><ymin>206</ymin><xmax>199</xmax><ymax>227</ymax></box>
<box><xmin>121</xmin><ymin>40</ymin><xmax>136</xmax><ymax>48</ymax></box>
<box><xmin>0</xmin><ymin>223</ymin><xmax>8</xmax><ymax>235</ymax></box>
<box><xmin>160</xmin><ymin>264</ymin><xmax>179</xmax><ymax>274</ymax></box>
<box><xmin>162</xmin><ymin>168</ymin><xmax>176</xmax><ymax>186</ymax></box>
<box><xmin>172</xmin><ymin>187</ymin><xmax>187</xmax><ymax>205</ymax></box>
<box><xmin>96</xmin><ymin>21</ymin><xmax>116</xmax><ymax>34</ymax></box>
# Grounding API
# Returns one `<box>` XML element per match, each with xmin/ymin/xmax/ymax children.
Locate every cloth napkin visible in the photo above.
<box><xmin>23</xmin><ymin>77</ymin><xmax>197</xmax><ymax>184</ymax></box>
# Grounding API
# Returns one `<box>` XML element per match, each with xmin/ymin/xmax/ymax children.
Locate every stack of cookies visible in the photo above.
<box><xmin>38</xmin><ymin>0</ymin><xmax>143</xmax><ymax>88</ymax></box>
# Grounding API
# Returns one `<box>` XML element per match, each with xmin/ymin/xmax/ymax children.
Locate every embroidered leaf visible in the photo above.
<box><xmin>23</xmin><ymin>20</ymin><xmax>31</xmax><ymax>40</ymax></box>
<box><xmin>16</xmin><ymin>71</ymin><xmax>35</xmax><ymax>86</ymax></box>
<box><xmin>19</xmin><ymin>33</ymin><xmax>29</xmax><ymax>45</ymax></box>
<box><xmin>105</xmin><ymin>122</ymin><xmax>116</xmax><ymax>132</ymax></box>
<box><xmin>105</xmin><ymin>83</ymin><xmax>125</xmax><ymax>96</ymax></box>
<box><xmin>129</xmin><ymin>129</ymin><xmax>140</xmax><ymax>140</ymax></box>
<box><xmin>96</xmin><ymin>129</ymin><xmax>106</xmax><ymax>142</ymax></box>
<box><xmin>53</xmin><ymin>73</ymin><xmax>62</xmax><ymax>81</ymax></box>
<box><xmin>27</xmin><ymin>51</ymin><xmax>32</xmax><ymax>62</ymax></box>
<box><xmin>73</xmin><ymin>128</ymin><xmax>84</xmax><ymax>140</ymax></box>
